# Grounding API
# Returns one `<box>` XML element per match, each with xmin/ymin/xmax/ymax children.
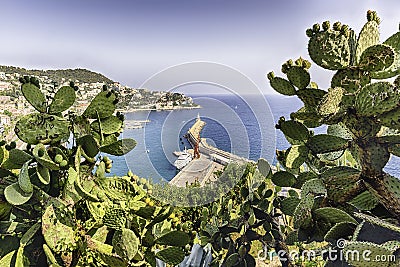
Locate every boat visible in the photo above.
<box><xmin>173</xmin><ymin>150</ymin><xmax>193</xmax><ymax>170</ymax></box>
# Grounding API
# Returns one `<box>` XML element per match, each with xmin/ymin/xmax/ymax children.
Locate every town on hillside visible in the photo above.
<box><xmin>0</xmin><ymin>67</ymin><xmax>199</xmax><ymax>139</ymax></box>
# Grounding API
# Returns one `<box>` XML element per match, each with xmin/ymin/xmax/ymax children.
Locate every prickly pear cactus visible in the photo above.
<box><xmin>268</xmin><ymin>10</ymin><xmax>400</xmax><ymax>267</ymax></box>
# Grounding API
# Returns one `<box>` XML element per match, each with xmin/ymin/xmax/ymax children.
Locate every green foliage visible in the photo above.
<box><xmin>268</xmin><ymin>10</ymin><xmax>400</xmax><ymax>267</ymax></box>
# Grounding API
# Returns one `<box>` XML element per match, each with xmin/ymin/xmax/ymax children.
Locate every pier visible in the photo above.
<box><xmin>169</xmin><ymin>115</ymin><xmax>251</xmax><ymax>187</ymax></box>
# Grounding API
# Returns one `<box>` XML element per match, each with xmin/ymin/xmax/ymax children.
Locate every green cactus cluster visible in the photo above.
<box><xmin>266</xmin><ymin>10</ymin><xmax>400</xmax><ymax>267</ymax></box>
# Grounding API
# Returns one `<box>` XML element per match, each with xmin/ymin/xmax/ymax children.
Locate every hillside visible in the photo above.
<box><xmin>0</xmin><ymin>65</ymin><xmax>113</xmax><ymax>84</ymax></box>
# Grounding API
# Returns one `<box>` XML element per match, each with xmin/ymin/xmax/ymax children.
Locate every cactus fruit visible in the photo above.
<box><xmin>308</xmin><ymin>29</ymin><xmax>351</xmax><ymax>70</ymax></box>
<box><xmin>286</xmin><ymin>66</ymin><xmax>310</xmax><ymax>89</ymax></box>
<box><xmin>155</xmin><ymin>247</ymin><xmax>185</xmax><ymax>266</ymax></box>
<box><xmin>15</xmin><ymin>113</ymin><xmax>69</xmax><ymax>145</ymax></box>
<box><xmin>21</xmin><ymin>83</ymin><xmax>47</xmax><ymax>113</ymax></box>
<box><xmin>318</xmin><ymin>87</ymin><xmax>344</xmax><ymax>116</ymax></box>
<box><xmin>33</xmin><ymin>144</ymin><xmax>60</xmax><ymax>170</ymax></box>
<box><xmin>48</xmin><ymin>86</ymin><xmax>76</xmax><ymax>114</ymax></box>
<box><xmin>4</xmin><ymin>182</ymin><xmax>33</xmax><ymax>205</ymax></box>
<box><xmin>100</xmin><ymin>139</ymin><xmax>137</xmax><ymax>156</ymax></box>
<box><xmin>268</xmin><ymin>76</ymin><xmax>297</xmax><ymax>96</ymax></box>
<box><xmin>359</xmin><ymin>44</ymin><xmax>395</xmax><ymax>72</ymax></box>
<box><xmin>271</xmin><ymin>171</ymin><xmax>296</xmax><ymax>187</ymax></box>
<box><xmin>83</xmin><ymin>91</ymin><xmax>117</xmax><ymax>119</ymax></box>
<box><xmin>306</xmin><ymin>134</ymin><xmax>349</xmax><ymax>154</ymax></box>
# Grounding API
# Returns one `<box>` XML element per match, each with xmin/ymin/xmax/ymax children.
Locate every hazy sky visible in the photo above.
<box><xmin>1</xmin><ymin>0</ymin><xmax>399</xmax><ymax>94</ymax></box>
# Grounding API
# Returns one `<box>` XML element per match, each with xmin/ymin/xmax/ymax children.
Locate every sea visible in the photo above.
<box><xmin>109</xmin><ymin>94</ymin><xmax>400</xmax><ymax>181</ymax></box>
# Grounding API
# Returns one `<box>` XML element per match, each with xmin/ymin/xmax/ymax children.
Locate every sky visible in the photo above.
<box><xmin>0</xmin><ymin>0</ymin><xmax>399</xmax><ymax>94</ymax></box>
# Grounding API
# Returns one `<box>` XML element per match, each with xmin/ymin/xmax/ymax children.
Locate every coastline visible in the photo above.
<box><xmin>117</xmin><ymin>105</ymin><xmax>201</xmax><ymax>113</ymax></box>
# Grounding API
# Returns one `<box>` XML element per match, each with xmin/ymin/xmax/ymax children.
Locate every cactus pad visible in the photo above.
<box><xmin>33</xmin><ymin>144</ymin><xmax>59</xmax><ymax>170</ymax></box>
<box><xmin>324</xmin><ymin>222</ymin><xmax>356</xmax><ymax>242</ymax></box>
<box><xmin>18</xmin><ymin>161</ymin><xmax>33</xmax><ymax>194</ymax></box>
<box><xmin>354</xmin><ymin>213</ymin><xmax>400</xmax><ymax>233</ymax></box>
<box><xmin>91</xmin><ymin>116</ymin><xmax>123</xmax><ymax>135</ymax></box>
<box><xmin>372</xmin><ymin>32</ymin><xmax>400</xmax><ymax>79</ymax></box>
<box><xmin>349</xmin><ymin>190</ymin><xmax>379</xmax><ymax>210</ymax></box>
<box><xmin>257</xmin><ymin>158</ymin><xmax>271</xmax><ymax>177</ymax></box>
<box><xmin>100</xmin><ymin>139</ymin><xmax>136</xmax><ymax>156</ymax></box>
<box><xmin>15</xmin><ymin>113</ymin><xmax>69</xmax><ymax>145</ymax></box>
<box><xmin>83</xmin><ymin>91</ymin><xmax>117</xmax><ymax>119</ymax></box>
<box><xmin>293</xmin><ymin>171</ymin><xmax>318</xmax><ymax>189</ymax></box>
<box><xmin>314</xmin><ymin>207</ymin><xmax>357</xmax><ymax>224</ymax></box>
<box><xmin>48</xmin><ymin>86</ymin><xmax>76</xmax><ymax>114</ymax></box>
<box><xmin>280</xmin><ymin>196</ymin><xmax>301</xmax><ymax>216</ymax></box>
<box><xmin>307</xmin><ymin>134</ymin><xmax>349</xmax><ymax>154</ymax></box>
<box><xmin>318</xmin><ymin>87</ymin><xmax>344</xmax><ymax>116</ymax></box>
<box><xmin>301</xmin><ymin>178</ymin><xmax>327</xmax><ymax>197</ymax></box>
<box><xmin>356</xmin><ymin>20</ymin><xmax>380</xmax><ymax>63</ymax></box>
<box><xmin>112</xmin><ymin>228</ymin><xmax>139</xmax><ymax>261</ymax></box>
<box><xmin>331</xmin><ymin>68</ymin><xmax>370</xmax><ymax>93</ymax></box>
<box><xmin>155</xmin><ymin>231</ymin><xmax>190</xmax><ymax>247</ymax></box>
<box><xmin>296</xmin><ymin>88</ymin><xmax>326</xmax><ymax>108</ymax></box>
<box><xmin>327</xmin><ymin>123</ymin><xmax>353</xmax><ymax>140</ymax></box>
<box><xmin>42</xmin><ymin>202</ymin><xmax>76</xmax><ymax>253</ymax></box>
<box><xmin>155</xmin><ymin>247</ymin><xmax>185</xmax><ymax>266</ymax></box>
<box><xmin>285</xmin><ymin>145</ymin><xmax>308</xmax><ymax>169</ymax></box>
<box><xmin>271</xmin><ymin>171</ymin><xmax>296</xmax><ymax>187</ymax></box>
<box><xmin>1</xmin><ymin>149</ymin><xmax>32</xmax><ymax>170</ymax></box>
<box><xmin>359</xmin><ymin>44</ymin><xmax>395</xmax><ymax>72</ymax></box>
<box><xmin>293</xmin><ymin>194</ymin><xmax>314</xmax><ymax>229</ymax></box>
<box><xmin>103</xmin><ymin>207</ymin><xmax>126</xmax><ymax>230</ymax></box>
<box><xmin>4</xmin><ymin>183</ymin><xmax>33</xmax><ymax>206</ymax></box>
<box><xmin>21</xmin><ymin>83</ymin><xmax>47</xmax><ymax>112</ymax></box>
<box><xmin>78</xmin><ymin>135</ymin><xmax>99</xmax><ymax>158</ymax></box>
<box><xmin>308</xmin><ymin>30</ymin><xmax>351</xmax><ymax>70</ymax></box>
<box><xmin>378</xmin><ymin>106</ymin><xmax>400</xmax><ymax>130</ymax></box>
<box><xmin>286</xmin><ymin>66</ymin><xmax>310</xmax><ymax>89</ymax></box>
<box><xmin>279</xmin><ymin>119</ymin><xmax>310</xmax><ymax>141</ymax></box>
<box><xmin>268</xmin><ymin>76</ymin><xmax>296</xmax><ymax>95</ymax></box>
<box><xmin>343</xmin><ymin>241</ymin><xmax>393</xmax><ymax>267</ymax></box>
<box><xmin>290</xmin><ymin>107</ymin><xmax>322</xmax><ymax>128</ymax></box>
<box><xmin>382</xmin><ymin>174</ymin><xmax>400</xmax><ymax>200</ymax></box>
<box><xmin>97</xmin><ymin>177</ymin><xmax>137</xmax><ymax>201</ymax></box>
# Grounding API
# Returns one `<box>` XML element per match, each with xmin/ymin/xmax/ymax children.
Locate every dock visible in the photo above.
<box><xmin>169</xmin><ymin>115</ymin><xmax>251</xmax><ymax>187</ymax></box>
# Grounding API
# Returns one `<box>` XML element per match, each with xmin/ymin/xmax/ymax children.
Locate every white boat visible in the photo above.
<box><xmin>173</xmin><ymin>150</ymin><xmax>192</xmax><ymax>170</ymax></box>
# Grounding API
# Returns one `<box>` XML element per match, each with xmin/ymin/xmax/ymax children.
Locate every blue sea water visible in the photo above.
<box><xmin>109</xmin><ymin>94</ymin><xmax>400</xmax><ymax>180</ymax></box>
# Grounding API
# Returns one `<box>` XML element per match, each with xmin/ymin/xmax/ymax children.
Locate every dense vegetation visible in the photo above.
<box><xmin>1</xmin><ymin>10</ymin><xmax>400</xmax><ymax>267</ymax></box>
<box><xmin>0</xmin><ymin>65</ymin><xmax>113</xmax><ymax>84</ymax></box>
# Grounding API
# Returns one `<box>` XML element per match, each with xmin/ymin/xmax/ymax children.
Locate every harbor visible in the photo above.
<box><xmin>169</xmin><ymin>115</ymin><xmax>251</xmax><ymax>187</ymax></box>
